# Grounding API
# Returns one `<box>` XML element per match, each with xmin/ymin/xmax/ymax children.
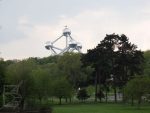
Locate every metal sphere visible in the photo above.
<box><xmin>69</xmin><ymin>40</ymin><xmax>77</xmax><ymax>48</ymax></box>
<box><xmin>45</xmin><ymin>27</ymin><xmax>82</xmax><ymax>55</ymax></box>
<box><xmin>45</xmin><ymin>41</ymin><xmax>52</xmax><ymax>50</ymax></box>
<box><xmin>77</xmin><ymin>42</ymin><xmax>82</xmax><ymax>49</ymax></box>
<box><xmin>63</xmin><ymin>27</ymin><xmax>71</xmax><ymax>36</ymax></box>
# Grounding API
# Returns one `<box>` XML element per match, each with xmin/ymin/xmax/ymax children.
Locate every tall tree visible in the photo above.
<box><xmin>52</xmin><ymin>78</ymin><xmax>73</xmax><ymax>105</ymax></box>
<box><xmin>31</xmin><ymin>64</ymin><xmax>53</xmax><ymax>104</ymax></box>
<box><xmin>6</xmin><ymin>58</ymin><xmax>37</xmax><ymax>110</ymax></box>
<box><xmin>57</xmin><ymin>52</ymin><xmax>92</xmax><ymax>89</ymax></box>
<box><xmin>82</xmin><ymin>34</ymin><xmax>118</xmax><ymax>102</ymax></box>
<box><xmin>82</xmin><ymin>34</ymin><xmax>144</xmax><ymax>102</ymax></box>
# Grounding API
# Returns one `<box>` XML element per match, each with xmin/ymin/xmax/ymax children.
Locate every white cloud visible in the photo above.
<box><xmin>140</xmin><ymin>5</ymin><xmax>150</xmax><ymax>15</ymax></box>
<box><xmin>18</xmin><ymin>16</ymin><xmax>29</xmax><ymax>25</ymax></box>
<box><xmin>127</xmin><ymin>20</ymin><xmax>150</xmax><ymax>50</ymax></box>
<box><xmin>1</xmin><ymin>9</ymin><xmax>150</xmax><ymax>60</ymax></box>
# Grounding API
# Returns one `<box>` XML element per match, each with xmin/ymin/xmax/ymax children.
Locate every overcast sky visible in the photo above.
<box><xmin>0</xmin><ymin>0</ymin><xmax>150</xmax><ymax>60</ymax></box>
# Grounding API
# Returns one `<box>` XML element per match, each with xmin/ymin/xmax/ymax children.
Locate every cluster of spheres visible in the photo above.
<box><xmin>45</xmin><ymin>27</ymin><xmax>82</xmax><ymax>55</ymax></box>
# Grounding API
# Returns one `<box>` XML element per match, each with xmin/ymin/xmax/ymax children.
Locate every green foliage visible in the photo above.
<box><xmin>33</xmin><ymin>55</ymin><xmax>59</xmax><ymax>65</ymax></box>
<box><xmin>0</xmin><ymin>34</ymin><xmax>147</xmax><ymax>108</ymax></box>
<box><xmin>86</xmin><ymin>85</ymin><xmax>95</xmax><ymax>96</ymax></box>
<box><xmin>57</xmin><ymin>52</ymin><xmax>93</xmax><ymax>88</ymax></box>
<box><xmin>77</xmin><ymin>88</ymin><xmax>90</xmax><ymax>101</ymax></box>
<box><xmin>124</xmin><ymin>76</ymin><xmax>150</xmax><ymax>107</ymax></box>
<box><xmin>0</xmin><ymin>60</ymin><xmax>5</xmax><ymax>94</ymax></box>
<box><xmin>144</xmin><ymin>50</ymin><xmax>150</xmax><ymax>76</ymax></box>
<box><xmin>31</xmin><ymin>65</ymin><xmax>53</xmax><ymax>102</ymax></box>
<box><xmin>5</xmin><ymin>58</ymin><xmax>37</xmax><ymax>109</ymax></box>
<box><xmin>3</xmin><ymin>53</ymin><xmax>93</xmax><ymax>106</ymax></box>
<box><xmin>82</xmin><ymin>34</ymin><xmax>144</xmax><ymax>102</ymax></box>
<box><xmin>52</xmin><ymin>78</ymin><xmax>73</xmax><ymax>104</ymax></box>
<box><xmin>6</xmin><ymin>58</ymin><xmax>36</xmax><ymax>84</ymax></box>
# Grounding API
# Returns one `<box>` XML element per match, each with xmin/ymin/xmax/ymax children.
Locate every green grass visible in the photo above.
<box><xmin>53</xmin><ymin>103</ymin><xmax>150</xmax><ymax>113</ymax></box>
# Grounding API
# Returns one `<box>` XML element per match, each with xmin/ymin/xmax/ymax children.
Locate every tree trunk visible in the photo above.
<box><xmin>99</xmin><ymin>95</ymin><xmax>102</xmax><ymax>102</ymax></box>
<box><xmin>99</xmin><ymin>88</ymin><xmax>102</xmax><ymax>103</ymax></box>
<box><xmin>114</xmin><ymin>87</ymin><xmax>117</xmax><ymax>103</ymax></box>
<box><xmin>105</xmin><ymin>89</ymin><xmax>108</xmax><ymax>103</ymax></box>
<box><xmin>59</xmin><ymin>97</ymin><xmax>62</xmax><ymax>105</ymax></box>
<box><xmin>122</xmin><ymin>88</ymin><xmax>125</xmax><ymax>103</ymax></box>
<box><xmin>131</xmin><ymin>95</ymin><xmax>134</xmax><ymax>106</ymax></box>
<box><xmin>137</xmin><ymin>96</ymin><xmax>141</xmax><ymax>109</ymax></box>
<box><xmin>51</xmin><ymin>97</ymin><xmax>54</xmax><ymax>103</ymax></box>
<box><xmin>98</xmin><ymin>71</ymin><xmax>102</xmax><ymax>103</ymax></box>
<box><xmin>39</xmin><ymin>97</ymin><xmax>42</xmax><ymax>105</ymax></box>
<box><xmin>65</xmin><ymin>98</ymin><xmax>68</xmax><ymax>103</ymax></box>
<box><xmin>19</xmin><ymin>98</ymin><xmax>25</xmax><ymax>112</ymax></box>
<box><xmin>95</xmin><ymin>72</ymin><xmax>98</xmax><ymax>102</ymax></box>
<box><xmin>69</xmin><ymin>97</ymin><xmax>71</xmax><ymax>103</ymax></box>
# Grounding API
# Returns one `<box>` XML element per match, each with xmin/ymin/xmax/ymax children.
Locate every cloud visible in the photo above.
<box><xmin>140</xmin><ymin>3</ymin><xmax>150</xmax><ymax>15</ymax></box>
<box><xmin>56</xmin><ymin>9</ymin><xmax>119</xmax><ymax>50</ymax></box>
<box><xmin>127</xmin><ymin>20</ymin><xmax>150</xmax><ymax>50</ymax></box>
<box><xmin>1</xmin><ymin>9</ymin><xmax>150</xmax><ymax>60</ymax></box>
<box><xmin>17</xmin><ymin>16</ymin><xmax>34</xmax><ymax>34</ymax></box>
<box><xmin>56</xmin><ymin>9</ymin><xmax>150</xmax><ymax>51</ymax></box>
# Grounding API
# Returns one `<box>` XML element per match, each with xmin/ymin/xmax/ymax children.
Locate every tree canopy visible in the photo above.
<box><xmin>82</xmin><ymin>34</ymin><xmax>144</xmax><ymax>102</ymax></box>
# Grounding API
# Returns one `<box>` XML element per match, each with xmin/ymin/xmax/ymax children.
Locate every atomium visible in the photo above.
<box><xmin>45</xmin><ymin>26</ymin><xmax>82</xmax><ymax>55</ymax></box>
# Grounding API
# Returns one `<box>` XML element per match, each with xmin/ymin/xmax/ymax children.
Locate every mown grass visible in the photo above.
<box><xmin>53</xmin><ymin>103</ymin><xmax>150</xmax><ymax>113</ymax></box>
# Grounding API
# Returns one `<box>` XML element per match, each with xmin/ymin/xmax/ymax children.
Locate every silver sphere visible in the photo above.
<box><xmin>45</xmin><ymin>27</ymin><xmax>82</xmax><ymax>55</ymax></box>
<box><xmin>69</xmin><ymin>40</ymin><xmax>77</xmax><ymax>48</ymax></box>
<box><xmin>45</xmin><ymin>41</ymin><xmax>52</xmax><ymax>50</ymax></box>
<box><xmin>77</xmin><ymin>42</ymin><xmax>82</xmax><ymax>49</ymax></box>
<box><xmin>63</xmin><ymin>27</ymin><xmax>71</xmax><ymax>36</ymax></box>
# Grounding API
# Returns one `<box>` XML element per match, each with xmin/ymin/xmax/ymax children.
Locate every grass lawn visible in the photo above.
<box><xmin>53</xmin><ymin>103</ymin><xmax>150</xmax><ymax>113</ymax></box>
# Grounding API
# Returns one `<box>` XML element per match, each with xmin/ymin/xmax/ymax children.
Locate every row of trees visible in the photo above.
<box><xmin>82</xmin><ymin>34</ymin><xmax>145</xmax><ymax>102</ymax></box>
<box><xmin>0</xmin><ymin>52</ymin><xmax>93</xmax><ymax>109</ymax></box>
<box><xmin>0</xmin><ymin>34</ymin><xmax>150</xmax><ymax>109</ymax></box>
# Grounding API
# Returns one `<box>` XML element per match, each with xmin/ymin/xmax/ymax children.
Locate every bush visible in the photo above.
<box><xmin>124</xmin><ymin>76</ymin><xmax>150</xmax><ymax>108</ymax></box>
<box><xmin>96</xmin><ymin>90</ymin><xmax>105</xmax><ymax>101</ymax></box>
<box><xmin>39</xmin><ymin>106</ymin><xmax>52</xmax><ymax>113</ymax></box>
<box><xmin>77</xmin><ymin>88</ymin><xmax>90</xmax><ymax>101</ymax></box>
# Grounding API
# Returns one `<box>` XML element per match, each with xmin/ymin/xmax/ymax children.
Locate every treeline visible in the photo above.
<box><xmin>82</xmin><ymin>34</ymin><xmax>150</xmax><ymax>105</ymax></box>
<box><xmin>0</xmin><ymin>34</ymin><xmax>150</xmax><ymax>109</ymax></box>
<box><xmin>0</xmin><ymin>53</ymin><xmax>93</xmax><ymax>109</ymax></box>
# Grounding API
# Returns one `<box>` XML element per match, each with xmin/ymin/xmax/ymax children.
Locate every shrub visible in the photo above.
<box><xmin>77</xmin><ymin>88</ymin><xmax>90</xmax><ymax>101</ymax></box>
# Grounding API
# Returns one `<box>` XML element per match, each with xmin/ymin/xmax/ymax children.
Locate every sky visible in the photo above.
<box><xmin>0</xmin><ymin>0</ymin><xmax>150</xmax><ymax>60</ymax></box>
